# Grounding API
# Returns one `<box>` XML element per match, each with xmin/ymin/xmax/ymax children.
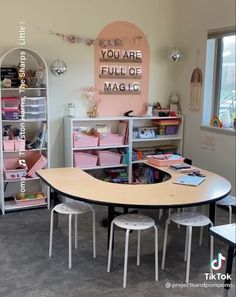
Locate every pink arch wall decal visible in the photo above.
<box><xmin>94</xmin><ymin>21</ymin><xmax>150</xmax><ymax>116</ymax></box>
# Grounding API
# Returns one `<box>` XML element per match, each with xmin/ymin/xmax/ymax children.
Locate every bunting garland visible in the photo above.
<box><xmin>50</xmin><ymin>30</ymin><xmax>143</xmax><ymax>47</ymax></box>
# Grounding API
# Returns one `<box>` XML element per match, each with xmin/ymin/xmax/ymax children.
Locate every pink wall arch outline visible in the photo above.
<box><xmin>94</xmin><ymin>21</ymin><xmax>150</xmax><ymax>116</ymax></box>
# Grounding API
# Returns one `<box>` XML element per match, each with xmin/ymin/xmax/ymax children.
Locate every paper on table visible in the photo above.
<box><xmin>173</xmin><ymin>175</ymin><xmax>206</xmax><ymax>186</ymax></box>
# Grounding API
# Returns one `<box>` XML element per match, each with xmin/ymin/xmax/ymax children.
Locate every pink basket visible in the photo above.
<box><xmin>73</xmin><ymin>132</ymin><xmax>98</xmax><ymax>148</ymax></box>
<box><xmin>27</xmin><ymin>155</ymin><xmax>48</xmax><ymax>177</ymax></box>
<box><xmin>97</xmin><ymin>151</ymin><xmax>121</xmax><ymax>166</ymax></box>
<box><xmin>98</xmin><ymin>133</ymin><xmax>124</xmax><ymax>146</ymax></box>
<box><xmin>14</xmin><ymin>192</ymin><xmax>46</xmax><ymax>206</ymax></box>
<box><xmin>3</xmin><ymin>158</ymin><xmax>28</xmax><ymax>180</ymax></box>
<box><xmin>3</xmin><ymin>140</ymin><xmax>15</xmax><ymax>151</ymax></box>
<box><xmin>74</xmin><ymin>152</ymin><xmax>98</xmax><ymax>168</ymax></box>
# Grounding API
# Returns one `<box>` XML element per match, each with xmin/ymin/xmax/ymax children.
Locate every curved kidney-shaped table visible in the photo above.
<box><xmin>37</xmin><ymin>166</ymin><xmax>231</xmax><ymax>244</ymax></box>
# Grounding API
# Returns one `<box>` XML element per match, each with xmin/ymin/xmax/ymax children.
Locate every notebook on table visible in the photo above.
<box><xmin>173</xmin><ymin>174</ymin><xmax>206</xmax><ymax>186</ymax></box>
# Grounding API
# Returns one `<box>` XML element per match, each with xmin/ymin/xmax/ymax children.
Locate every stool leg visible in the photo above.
<box><xmin>123</xmin><ymin>229</ymin><xmax>130</xmax><ymax>288</ymax></box>
<box><xmin>199</xmin><ymin>226</ymin><xmax>203</xmax><ymax>246</ymax></box>
<box><xmin>158</xmin><ymin>209</ymin><xmax>163</xmax><ymax>220</ymax></box>
<box><xmin>107</xmin><ymin>221</ymin><xmax>114</xmax><ymax>273</ymax></box>
<box><xmin>184</xmin><ymin>227</ymin><xmax>189</xmax><ymax>262</ymax></box>
<box><xmin>153</xmin><ymin>225</ymin><xmax>158</xmax><ymax>281</ymax></box>
<box><xmin>186</xmin><ymin>226</ymin><xmax>192</xmax><ymax>283</ymax></box>
<box><xmin>75</xmin><ymin>214</ymin><xmax>78</xmax><ymax>249</ymax></box>
<box><xmin>210</xmin><ymin>222</ymin><xmax>214</xmax><ymax>274</ymax></box>
<box><xmin>49</xmin><ymin>209</ymin><xmax>55</xmax><ymax>258</ymax></box>
<box><xmin>137</xmin><ymin>230</ymin><xmax>141</xmax><ymax>266</ymax></box>
<box><xmin>92</xmin><ymin>209</ymin><xmax>96</xmax><ymax>258</ymax></box>
<box><xmin>161</xmin><ymin>218</ymin><xmax>170</xmax><ymax>269</ymax></box>
<box><xmin>228</xmin><ymin>206</ymin><xmax>232</xmax><ymax>224</ymax></box>
<box><xmin>69</xmin><ymin>214</ymin><xmax>72</xmax><ymax>269</ymax></box>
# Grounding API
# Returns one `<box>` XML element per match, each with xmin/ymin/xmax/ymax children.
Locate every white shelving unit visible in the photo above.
<box><xmin>64</xmin><ymin>115</ymin><xmax>183</xmax><ymax>183</ymax></box>
<box><xmin>0</xmin><ymin>48</ymin><xmax>50</xmax><ymax>214</ymax></box>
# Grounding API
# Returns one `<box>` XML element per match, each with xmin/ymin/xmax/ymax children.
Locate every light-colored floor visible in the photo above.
<box><xmin>0</xmin><ymin>205</ymin><xmax>235</xmax><ymax>297</ymax></box>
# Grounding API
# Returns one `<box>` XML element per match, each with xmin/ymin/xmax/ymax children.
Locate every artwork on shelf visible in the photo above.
<box><xmin>210</xmin><ymin>116</ymin><xmax>222</xmax><ymax>128</ymax></box>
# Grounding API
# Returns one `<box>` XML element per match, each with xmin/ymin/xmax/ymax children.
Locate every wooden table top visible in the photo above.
<box><xmin>36</xmin><ymin>166</ymin><xmax>231</xmax><ymax>208</ymax></box>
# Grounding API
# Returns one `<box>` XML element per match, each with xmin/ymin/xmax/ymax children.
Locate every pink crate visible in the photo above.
<box><xmin>3</xmin><ymin>140</ymin><xmax>15</xmax><ymax>151</ymax></box>
<box><xmin>14</xmin><ymin>139</ymin><xmax>25</xmax><ymax>150</ymax></box>
<box><xmin>74</xmin><ymin>152</ymin><xmax>98</xmax><ymax>168</ymax></box>
<box><xmin>27</xmin><ymin>155</ymin><xmax>47</xmax><ymax>177</ymax></box>
<box><xmin>147</xmin><ymin>154</ymin><xmax>185</xmax><ymax>167</ymax></box>
<box><xmin>98</xmin><ymin>151</ymin><xmax>121</xmax><ymax>166</ymax></box>
<box><xmin>3</xmin><ymin>158</ymin><xmax>28</xmax><ymax>180</ymax></box>
<box><xmin>14</xmin><ymin>192</ymin><xmax>46</xmax><ymax>206</ymax></box>
<box><xmin>1</xmin><ymin>97</ymin><xmax>20</xmax><ymax>109</ymax></box>
<box><xmin>98</xmin><ymin>133</ymin><xmax>124</xmax><ymax>146</ymax></box>
<box><xmin>73</xmin><ymin>132</ymin><xmax>98</xmax><ymax>148</ymax></box>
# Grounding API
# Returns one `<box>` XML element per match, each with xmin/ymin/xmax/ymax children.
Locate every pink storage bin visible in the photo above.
<box><xmin>98</xmin><ymin>133</ymin><xmax>124</xmax><ymax>146</ymax></box>
<box><xmin>27</xmin><ymin>155</ymin><xmax>48</xmax><ymax>177</ymax></box>
<box><xmin>3</xmin><ymin>140</ymin><xmax>15</xmax><ymax>151</ymax></box>
<box><xmin>14</xmin><ymin>139</ymin><xmax>25</xmax><ymax>150</ymax></box>
<box><xmin>147</xmin><ymin>154</ymin><xmax>185</xmax><ymax>167</ymax></box>
<box><xmin>3</xmin><ymin>158</ymin><xmax>28</xmax><ymax>180</ymax></box>
<box><xmin>97</xmin><ymin>151</ymin><xmax>121</xmax><ymax>166</ymax></box>
<box><xmin>73</xmin><ymin>131</ymin><xmax>98</xmax><ymax>148</ymax></box>
<box><xmin>1</xmin><ymin>97</ymin><xmax>20</xmax><ymax>109</ymax></box>
<box><xmin>74</xmin><ymin>152</ymin><xmax>98</xmax><ymax>168</ymax></box>
<box><xmin>14</xmin><ymin>192</ymin><xmax>46</xmax><ymax>206</ymax></box>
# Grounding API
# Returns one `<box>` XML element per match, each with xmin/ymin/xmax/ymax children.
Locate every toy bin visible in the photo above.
<box><xmin>1</xmin><ymin>97</ymin><xmax>20</xmax><ymax>109</ymax></box>
<box><xmin>3</xmin><ymin>158</ymin><xmax>28</xmax><ymax>180</ymax></box>
<box><xmin>14</xmin><ymin>192</ymin><xmax>46</xmax><ymax>206</ymax></box>
<box><xmin>73</xmin><ymin>131</ymin><xmax>98</xmax><ymax>148</ymax></box>
<box><xmin>74</xmin><ymin>152</ymin><xmax>98</xmax><ymax>168</ymax></box>
<box><xmin>98</xmin><ymin>133</ymin><xmax>124</xmax><ymax>146</ymax></box>
<box><xmin>3</xmin><ymin>140</ymin><xmax>15</xmax><ymax>151</ymax></box>
<box><xmin>2</xmin><ymin>108</ymin><xmax>20</xmax><ymax>120</ymax></box>
<box><xmin>147</xmin><ymin>154</ymin><xmax>185</xmax><ymax>167</ymax></box>
<box><xmin>97</xmin><ymin>151</ymin><xmax>121</xmax><ymax>166</ymax></box>
<box><xmin>14</xmin><ymin>138</ymin><xmax>25</xmax><ymax>150</ymax></box>
<box><xmin>24</xmin><ymin>151</ymin><xmax>48</xmax><ymax>177</ymax></box>
<box><xmin>24</xmin><ymin>97</ymin><xmax>46</xmax><ymax>105</ymax></box>
<box><xmin>25</xmin><ymin>111</ymin><xmax>46</xmax><ymax>120</ymax></box>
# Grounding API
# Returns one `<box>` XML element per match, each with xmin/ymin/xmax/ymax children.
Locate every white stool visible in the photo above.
<box><xmin>161</xmin><ymin>211</ymin><xmax>214</xmax><ymax>283</ymax></box>
<box><xmin>49</xmin><ymin>201</ymin><xmax>96</xmax><ymax>269</ymax></box>
<box><xmin>107</xmin><ymin>213</ymin><xmax>158</xmax><ymax>288</ymax></box>
<box><xmin>216</xmin><ymin>195</ymin><xmax>236</xmax><ymax>224</ymax></box>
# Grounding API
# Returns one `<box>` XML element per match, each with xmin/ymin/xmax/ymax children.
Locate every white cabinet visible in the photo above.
<box><xmin>0</xmin><ymin>48</ymin><xmax>50</xmax><ymax>214</ymax></box>
<box><xmin>64</xmin><ymin>115</ymin><xmax>183</xmax><ymax>183</ymax></box>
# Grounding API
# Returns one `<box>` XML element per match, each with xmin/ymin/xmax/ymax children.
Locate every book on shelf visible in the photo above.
<box><xmin>173</xmin><ymin>174</ymin><xmax>206</xmax><ymax>186</ymax></box>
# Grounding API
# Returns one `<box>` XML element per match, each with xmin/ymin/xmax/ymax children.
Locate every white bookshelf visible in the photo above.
<box><xmin>64</xmin><ymin>115</ymin><xmax>183</xmax><ymax>183</ymax></box>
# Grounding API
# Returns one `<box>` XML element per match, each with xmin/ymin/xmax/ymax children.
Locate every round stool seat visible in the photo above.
<box><xmin>216</xmin><ymin>195</ymin><xmax>236</xmax><ymax>207</ymax></box>
<box><xmin>113</xmin><ymin>214</ymin><xmax>155</xmax><ymax>230</ymax></box>
<box><xmin>54</xmin><ymin>201</ymin><xmax>93</xmax><ymax>215</ymax></box>
<box><xmin>170</xmin><ymin>211</ymin><xmax>211</xmax><ymax>227</ymax></box>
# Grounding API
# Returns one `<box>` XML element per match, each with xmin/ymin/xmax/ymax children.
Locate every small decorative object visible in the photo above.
<box><xmin>190</xmin><ymin>67</ymin><xmax>203</xmax><ymax>111</ymax></box>
<box><xmin>145</xmin><ymin>104</ymin><xmax>153</xmax><ymax>117</ymax></box>
<box><xmin>87</xmin><ymin>104</ymin><xmax>97</xmax><ymax>118</ymax></box>
<box><xmin>220</xmin><ymin>110</ymin><xmax>231</xmax><ymax>128</ymax></box>
<box><xmin>50</xmin><ymin>59</ymin><xmax>67</xmax><ymax>77</ymax></box>
<box><xmin>25</xmin><ymin>69</ymin><xmax>37</xmax><ymax>87</ymax></box>
<box><xmin>169</xmin><ymin>92</ymin><xmax>181</xmax><ymax>114</ymax></box>
<box><xmin>35</xmin><ymin>64</ymin><xmax>45</xmax><ymax>87</ymax></box>
<box><xmin>168</xmin><ymin>47</ymin><xmax>183</xmax><ymax>62</ymax></box>
<box><xmin>152</xmin><ymin>102</ymin><xmax>162</xmax><ymax>116</ymax></box>
<box><xmin>210</xmin><ymin>116</ymin><xmax>222</xmax><ymax>128</ymax></box>
<box><xmin>66</xmin><ymin>103</ymin><xmax>77</xmax><ymax>118</ymax></box>
<box><xmin>2</xmin><ymin>78</ymin><xmax>12</xmax><ymax>88</ymax></box>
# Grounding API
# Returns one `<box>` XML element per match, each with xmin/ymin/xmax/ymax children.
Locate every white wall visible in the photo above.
<box><xmin>0</xmin><ymin>0</ymin><xmax>178</xmax><ymax>167</ymax></box>
<box><xmin>176</xmin><ymin>0</ymin><xmax>236</xmax><ymax>194</ymax></box>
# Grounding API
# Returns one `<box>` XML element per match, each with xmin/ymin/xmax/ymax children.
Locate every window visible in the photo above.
<box><xmin>203</xmin><ymin>27</ymin><xmax>236</xmax><ymax>128</ymax></box>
